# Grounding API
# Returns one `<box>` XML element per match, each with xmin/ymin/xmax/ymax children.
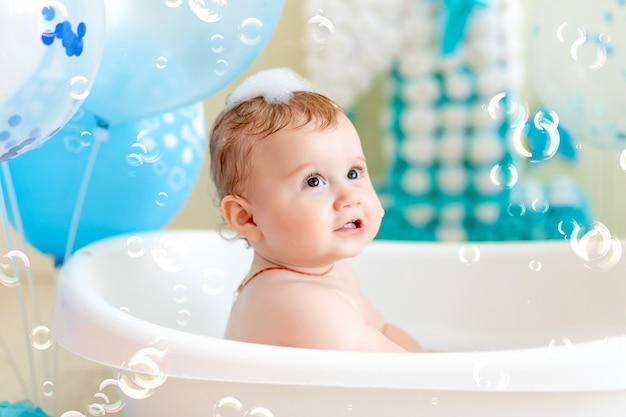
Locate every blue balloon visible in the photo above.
<box><xmin>0</xmin><ymin>1</ymin><xmax>106</xmax><ymax>161</ymax></box>
<box><xmin>1</xmin><ymin>103</ymin><xmax>206</xmax><ymax>265</ymax></box>
<box><xmin>84</xmin><ymin>0</ymin><xmax>284</xmax><ymax>124</ymax></box>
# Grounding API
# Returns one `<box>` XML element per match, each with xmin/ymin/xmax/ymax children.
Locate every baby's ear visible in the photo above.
<box><xmin>221</xmin><ymin>195</ymin><xmax>262</xmax><ymax>242</ymax></box>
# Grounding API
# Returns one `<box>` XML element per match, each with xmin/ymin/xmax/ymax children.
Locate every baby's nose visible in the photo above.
<box><xmin>334</xmin><ymin>187</ymin><xmax>361</xmax><ymax>210</ymax></box>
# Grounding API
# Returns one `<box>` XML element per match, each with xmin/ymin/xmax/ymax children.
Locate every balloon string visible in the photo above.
<box><xmin>0</xmin><ymin>166</ymin><xmax>37</xmax><ymax>401</ymax></box>
<box><xmin>64</xmin><ymin>130</ymin><xmax>103</xmax><ymax>263</ymax></box>
<box><xmin>1</xmin><ymin>163</ymin><xmax>42</xmax><ymax>324</ymax></box>
<box><xmin>2</xmin><ymin>162</ymin><xmax>56</xmax><ymax>406</ymax></box>
<box><xmin>0</xmin><ymin>335</ymin><xmax>29</xmax><ymax>399</ymax></box>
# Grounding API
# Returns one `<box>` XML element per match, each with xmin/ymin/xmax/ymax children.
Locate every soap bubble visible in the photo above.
<box><xmin>214</xmin><ymin>397</ymin><xmax>243</xmax><ymax>417</ymax></box>
<box><xmin>307</xmin><ymin>9</ymin><xmax>335</xmax><ymax>47</ymax></box>
<box><xmin>42</xmin><ymin>380</ymin><xmax>55</xmax><ymax>397</ymax></box>
<box><xmin>548</xmin><ymin>336</ymin><xmax>573</xmax><ymax>357</ymax></box>
<box><xmin>570</xmin><ymin>221</ymin><xmax>622</xmax><ymax>270</ymax></box>
<box><xmin>125</xmin><ymin>236</ymin><xmax>146</xmax><ymax>258</ymax></box>
<box><xmin>202</xmin><ymin>267</ymin><xmax>226</xmax><ymax>295</ymax></box>
<box><xmin>489</xmin><ymin>163</ymin><xmax>519</xmax><ymax>189</ymax></box>
<box><xmin>238</xmin><ymin>17</ymin><xmax>264</xmax><ymax>46</ymax></box>
<box><xmin>118</xmin><ymin>347</ymin><xmax>168</xmax><ymax>399</ymax></box>
<box><xmin>30</xmin><ymin>325</ymin><xmax>53</xmax><ymax>350</ymax></box>
<box><xmin>151</xmin><ymin>235</ymin><xmax>188</xmax><ymax>272</ymax></box>
<box><xmin>528</xmin><ymin>1</ymin><xmax>626</xmax><ymax>150</ymax></box>
<box><xmin>458</xmin><ymin>244</ymin><xmax>480</xmax><ymax>265</ymax></box>
<box><xmin>472</xmin><ymin>359</ymin><xmax>510</xmax><ymax>390</ymax></box>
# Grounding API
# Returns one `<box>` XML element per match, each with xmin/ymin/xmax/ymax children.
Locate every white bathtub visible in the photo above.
<box><xmin>52</xmin><ymin>230</ymin><xmax>626</xmax><ymax>417</ymax></box>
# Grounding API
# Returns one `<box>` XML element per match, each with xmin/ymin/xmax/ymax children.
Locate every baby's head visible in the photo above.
<box><xmin>209</xmin><ymin>88</ymin><xmax>341</xmax><ymax>202</ymax></box>
<box><xmin>209</xmin><ymin>68</ymin><xmax>383</xmax><ymax>267</ymax></box>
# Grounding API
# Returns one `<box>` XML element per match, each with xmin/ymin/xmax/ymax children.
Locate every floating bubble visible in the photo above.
<box><xmin>0</xmin><ymin>263</ymin><xmax>20</xmax><ymax>287</ymax></box>
<box><xmin>69</xmin><ymin>75</ymin><xmax>91</xmax><ymax>100</ymax></box>
<box><xmin>238</xmin><ymin>17</ymin><xmax>263</xmax><ymax>46</ymax></box>
<box><xmin>42</xmin><ymin>380</ymin><xmax>54</xmax><ymax>397</ymax></box>
<box><xmin>214</xmin><ymin>397</ymin><xmax>243</xmax><ymax>417</ymax></box>
<box><xmin>431</xmin><ymin>397</ymin><xmax>438</xmax><ymax>406</ymax></box>
<box><xmin>211</xmin><ymin>34</ymin><xmax>225</xmax><ymax>53</ymax></box>
<box><xmin>176</xmin><ymin>309</ymin><xmax>191</xmax><ymax>327</ymax></box>
<box><xmin>458</xmin><ymin>245</ymin><xmax>480</xmax><ymax>265</ymax></box>
<box><xmin>164</xmin><ymin>0</ymin><xmax>183</xmax><ymax>7</ymax></box>
<box><xmin>61</xmin><ymin>412</ymin><xmax>86</xmax><ymax>417</ymax></box>
<box><xmin>570</xmin><ymin>221</ymin><xmax>622</xmax><ymax>270</ymax></box>
<box><xmin>118</xmin><ymin>347</ymin><xmax>168</xmax><ymax>400</ymax></box>
<box><xmin>30</xmin><ymin>325</ymin><xmax>53</xmax><ymax>350</ymax></box>
<box><xmin>156</xmin><ymin>191</ymin><xmax>169</xmax><ymax>207</ymax></box>
<box><xmin>94</xmin><ymin>383</ymin><xmax>125</xmax><ymax>415</ymax></box>
<box><xmin>214</xmin><ymin>59</ymin><xmax>228</xmax><ymax>77</ymax></box>
<box><xmin>202</xmin><ymin>267</ymin><xmax>226</xmax><ymax>295</ymax></box>
<box><xmin>87</xmin><ymin>403</ymin><xmax>105</xmax><ymax>416</ymax></box>
<box><xmin>529</xmin><ymin>259</ymin><xmax>542</xmax><ymax>272</ymax></box>
<box><xmin>489</xmin><ymin>163</ymin><xmax>519</xmax><ymax>189</ymax></box>
<box><xmin>619</xmin><ymin>149</ymin><xmax>626</xmax><ymax>171</ymax></box>
<box><xmin>307</xmin><ymin>10</ymin><xmax>335</xmax><ymax>46</ymax></box>
<box><xmin>485</xmin><ymin>92</ymin><xmax>529</xmax><ymax>128</ymax></box>
<box><xmin>557</xmin><ymin>219</ymin><xmax>580</xmax><ymax>240</ymax></box>
<box><xmin>563</xmin><ymin>26</ymin><xmax>609</xmax><ymax>71</ymax></box>
<box><xmin>156</xmin><ymin>56</ymin><xmax>168</xmax><ymax>69</ymax></box>
<box><xmin>507</xmin><ymin>202</ymin><xmax>526</xmax><ymax>217</ymax></box>
<box><xmin>531</xmin><ymin>198</ymin><xmax>549</xmax><ymax>213</ymax></box>
<box><xmin>548</xmin><ymin>336</ymin><xmax>573</xmax><ymax>357</ymax></box>
<box><xmin>118</xmin><ymin>306</ymin><xmax>130</xmax><ymax>320</ymax></box>
<box><xmin>248</xmin><ymin>407</ymin><xmax>275</xmax><ymax>417</ymax></box>
<box><xmin>472</xmin><ymin>359</ymin><xmax>510</xmax><ymax>390</ymax></box>
<box><xmin>189</xmin><ymin>0</ymin><xmax>223</xmax><ymax>23</ymax></box>
<box><xmin>125</xmin><ymin>236</ymin><xmax>145</xmax><ymax>258</ymax></box>
<box><xmin>150</xmin><ymin>235</ymin><xmax>187</xmax><ymax>272</ymax></box>
<box><xmin>512</xmin><ymin>110</ymin><xmax>560</xmax><ymax>162</ymax></box>
<box><xmin>173</xmin><ymin>284</ymin><xmax>187</xmax><ymax>303</ymax></box>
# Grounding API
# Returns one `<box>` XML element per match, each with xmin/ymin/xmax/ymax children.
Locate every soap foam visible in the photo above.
<box><xmin>225</xmin><ymin>68</ymin><xmax>312</xmax><ymax>110</ymax></box>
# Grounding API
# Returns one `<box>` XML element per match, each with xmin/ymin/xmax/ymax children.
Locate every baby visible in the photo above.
<box><xmin>209</xmin><ymin>68</ymin><xmax>422</xmax><ymax>352</ymax></box>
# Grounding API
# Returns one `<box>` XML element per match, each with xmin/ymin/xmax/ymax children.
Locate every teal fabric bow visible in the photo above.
<box><xmin>437</xmin><ymin>0</ymin><xmax>490</xmax><ymax>55</ymax></box>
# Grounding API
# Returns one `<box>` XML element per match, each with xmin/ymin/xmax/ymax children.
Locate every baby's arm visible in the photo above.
<box><xmin>382</xmin><ymin>323</ymin><xmax>423</xmax><ymax>352</ymax></box>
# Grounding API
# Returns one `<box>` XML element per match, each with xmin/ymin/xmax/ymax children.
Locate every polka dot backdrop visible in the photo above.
<box><xmin>305</xmin><ymin>0</ymin><xmax>593</xmax><ymax>242</ymax></box>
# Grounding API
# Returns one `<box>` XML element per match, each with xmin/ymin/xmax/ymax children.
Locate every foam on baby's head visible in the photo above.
<box><xmin>225</xmin><ymin>68</ymin><xmax>312</xmax><ymax>110</ymax></box>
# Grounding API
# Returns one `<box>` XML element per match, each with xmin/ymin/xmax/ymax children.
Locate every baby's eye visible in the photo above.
<box><xmin>305</xmin><ymin>174</ymin><xmax>324</xmax><ymax>188</ymax></box>
<box><xmin>347</xmin><ymin>168</ymin><xmax>362</xmax><ymax>180</ymax></box>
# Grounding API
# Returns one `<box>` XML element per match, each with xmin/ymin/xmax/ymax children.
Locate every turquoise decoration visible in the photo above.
<box><xmin>436</xmin><ymin>0</ymin><xmax>489</xmax><ymax>55</ymax></box>
<box><xmin>84</xmin><ymin>0</ymin><xmax>284</xmax><ymax>124</ymax></box>
<box><xmin>1</xmin><ymin>103</ymin><xmax>206</xmax><ymax>265</ymax></box>
<box><xmin>0</xmin><ymin>1</ymin><xmax>106</xmax><ymax>161</ymax></box>
<box><xmin>375</xmin><ymin>0</ymin><xmax>592</xmax><ymax>242</ymax></box>
<box><xmin>0</xmin><ymin>400</ymin><xmax>50</xmax><ymax>417</ymax></box>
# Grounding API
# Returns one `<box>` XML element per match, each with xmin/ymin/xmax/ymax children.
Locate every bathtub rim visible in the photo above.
<box><xmin>51</xmin><ymin>229</ymin><xmax>626</xmax><ymax>393</ymax></box>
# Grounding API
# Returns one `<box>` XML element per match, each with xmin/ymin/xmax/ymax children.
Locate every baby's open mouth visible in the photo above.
<box><xmin>341</xmin><ymin>219</ymin><xmax>362</xmax><ymax>229</ymax></box>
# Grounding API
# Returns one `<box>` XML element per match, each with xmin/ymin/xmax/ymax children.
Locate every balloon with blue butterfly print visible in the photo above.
<box><xmin>1</xmin><ymin>102</ymin><xmax>206</xmax><ymax>266</ymax></box>
<box><xmin>83</xmin><ymin>0</ymin><xmax>284</xmax><ymax>124</ymax></box>
<box><xmin>0</xmin><ymin>0</ymin><xmax>105</xmax><ymax>161</ymax></box>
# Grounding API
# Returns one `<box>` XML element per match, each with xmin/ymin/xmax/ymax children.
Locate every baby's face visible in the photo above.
<box><xmin>244</xmin><ymin>113</ymin><xmax>384</xmax><ymax>268</ymax></box>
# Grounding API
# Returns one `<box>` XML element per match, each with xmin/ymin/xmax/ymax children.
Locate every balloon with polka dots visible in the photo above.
<box><xmin>0</xmin><ymin>1</ymin><xmax>105</xmax><ymax>161</ymax></box>
<box><xmin>528</xmin><ymin>0</ymin><xmax>626</xmax><ymax>151</ymax></box>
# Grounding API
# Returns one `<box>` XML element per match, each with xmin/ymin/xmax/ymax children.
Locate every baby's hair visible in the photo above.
<box><xmin>209</xmin><ymin>91</ymin><xmax>342</xmax><ymax>201</ymax></box>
